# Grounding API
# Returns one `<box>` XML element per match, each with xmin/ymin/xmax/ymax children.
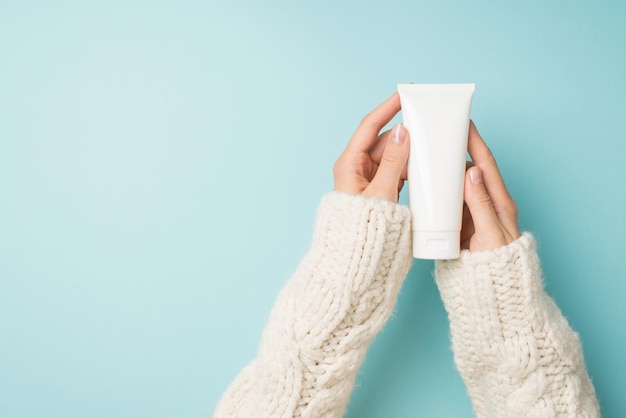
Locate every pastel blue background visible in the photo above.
<box><xmin>1</xmin><ymin>0</ymin><xmax>624</xmax><ymax>416</ymax></box>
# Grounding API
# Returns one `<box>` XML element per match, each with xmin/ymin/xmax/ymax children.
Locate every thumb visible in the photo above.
<box><xmin>464</xmin><ymin>166</ymin><xmax>508</xmax><ymax>249</ymax></box>
<box><xmin>364</xmin><ymin>124</ymin><xmax>410</xmax><ymax>202</ymax></box>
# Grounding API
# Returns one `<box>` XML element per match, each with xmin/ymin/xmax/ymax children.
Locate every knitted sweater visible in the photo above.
<box><xmin>214</xmin><ymin>192</ymin><xmax>599</xmax><ymax>417</ymax></box>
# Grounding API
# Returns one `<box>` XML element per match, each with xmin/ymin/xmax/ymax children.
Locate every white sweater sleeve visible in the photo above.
<box><xmin>435</xmin><ymin>233</ymin><xmax>600</xmax><ymax>417</ymax></box>
<box><xmin>214</xmin><ymin>192</ymin><xmax>413</xmax><ymax>418</ymax></box>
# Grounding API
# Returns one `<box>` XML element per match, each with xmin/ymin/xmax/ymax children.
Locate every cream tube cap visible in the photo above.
<box><xmin>412</xmin><ymin>231</ymin><xmax>460</xmax><ymax>260</ymax></box>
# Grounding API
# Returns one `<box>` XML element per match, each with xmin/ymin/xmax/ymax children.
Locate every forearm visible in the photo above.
<box><xmin>435</xmin><ymin>234</ymin><xmax>599</xmax><ymax>417</ymax></box>
<box><xmin>215</xmin><ymin>192</ymin><xmax>412</xmax><ymax>418</ymax></box>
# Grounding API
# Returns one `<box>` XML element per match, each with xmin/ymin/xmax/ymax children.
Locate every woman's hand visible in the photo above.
<box><xmin>461</xmin><ymin>122</ymin><xmax>521</xmax><ymax>252</ymax></box>
<box><xmin>333</xmin><ymin>93</ymin><xmax>518</xmax><ymax>251</ymax></box>
<box><xmin>334</xmin><ymin>92</ymin><xmax>410</xmax><ymax>203</ymax></box>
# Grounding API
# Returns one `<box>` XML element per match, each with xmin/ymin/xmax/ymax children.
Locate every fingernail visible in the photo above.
<box><xmin>470</xmin><ymin>166</ymin><xmax>483</xmax><ymax>184</ymax></box>
<box><xmin>391</xmin><ymin>124</ymin><xmax>407</xmax><ymax>144</ymax></box>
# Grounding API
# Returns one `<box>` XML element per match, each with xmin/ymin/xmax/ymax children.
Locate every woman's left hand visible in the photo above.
<box><xmin>333</xmin><ymin>92</ymin><xmax>410</xmax><ymax>203</ymax></box>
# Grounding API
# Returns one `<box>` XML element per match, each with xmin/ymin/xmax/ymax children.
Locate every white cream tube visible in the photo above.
<box><xmin>398</xmin><ymin>83</ymin><xmax>475</xmax><ymax>260</ymax></box>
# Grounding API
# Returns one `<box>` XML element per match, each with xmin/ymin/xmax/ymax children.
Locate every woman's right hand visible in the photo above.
<box><xmin>461</xmin><ymin>122</ymin><xmax>521</xmax><ymax>252</ymax></box>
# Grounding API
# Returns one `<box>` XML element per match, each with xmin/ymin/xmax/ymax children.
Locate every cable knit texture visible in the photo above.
<box><xmin>215</xmin><ymin>193</ymin><xmax>600</xmax><ymax>417</ymax></box>
<box><xmin>435</xmin><ymin>233</ymin><xmax>600</xmax><ymax>417</ymax></box>
<box><xmin>214</xmin><ymin>192</ymin><xmax>413</xmax><ymax>418</ymax></box>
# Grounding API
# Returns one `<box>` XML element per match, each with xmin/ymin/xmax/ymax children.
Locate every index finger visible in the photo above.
<box><xmin>467</xmin><ymin>121</ymin><xmax>513</xmax><ymax>209</ymax></box>
<box><xmin>344</xmin><ymin>92</ymin><xmax>401</xmax><ymax>155</ymax></box>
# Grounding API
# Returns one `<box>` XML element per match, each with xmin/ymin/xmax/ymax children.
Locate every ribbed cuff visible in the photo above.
<box><xmin>434</xmin><ymin>233</ymin><xmax>541</xmax><ymax>349</ymax></box>
<box><xmin>313</xmin><ymin>192</ymin><xmax>412</xmax><ymax>249</ymax></box>
<box><xmin>299</xmin><ymin>191</ymin><xmax>413</xmax><ymax>338</ymax></box>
